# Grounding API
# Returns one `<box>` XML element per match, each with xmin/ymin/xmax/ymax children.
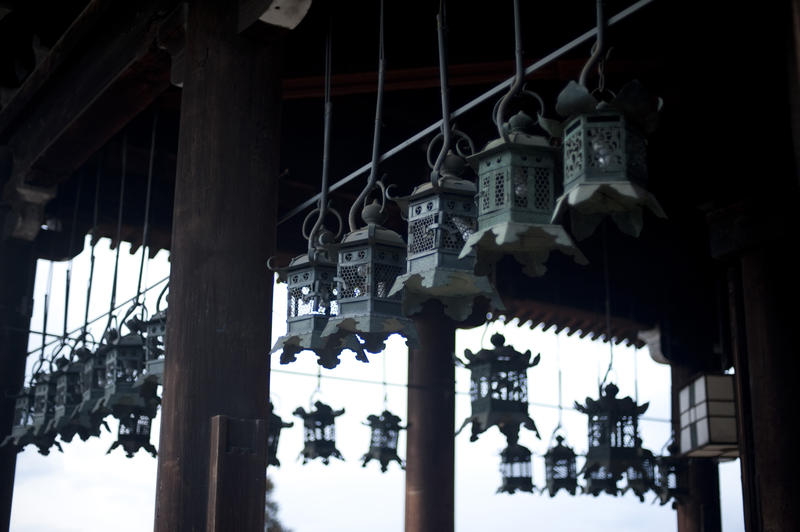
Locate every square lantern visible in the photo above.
<box><xmin>498</xmin><ymin>442</ymin><xmax>534</xmax><ymax>494</ymax></box>
<box><xmin>361</xmin><ymin>410</ymin><xmax>405</xmax><ymax>472</ymax></box>
<box><xmin>460</xmin><ymin>112</ymin><xmax>586</xmax><ymax>277</ymax></box>
<box><xmin>82</xmin><ymin>345</ymin><xmax>109</xmax><ymax>414</ymax></box>
<box><xmin>679</xmin><ymin>374</ymin><xmax>737</xmax><ymax>458</ymax></box>
<box><xmin>271</xmin><ymin>250</ymin><xmax>351</xmax><ymax>369</ymax></box>
<box><xmin>575</xmin><ymin>383</ymin><xmax>649</xmax><ymax>484</ymax></box>
<box><xmin>2</xmin><ymin>389</ymin><xmax>34</xmax><ymax>449</ymax></box>
<box><xmin>624</xmin><ymin>443</ymin><xmax>656</xmax><ymax>502</ymax></box>
<box><xmin>267</xmin><ymin>403</ymin><xmax>294</xmax><ymax>468</ymax></box>
<box><xmin>103</xmin><ymin>332</ymin><xmax>153</xmax><ymax>417</ymax></box>
<box><xmin>107</xmin><ymin>410</ymin><xmax>157</xmax><ymax>458</ymax></box>
<box><xmin>654</xmin><ymin>453</ymin><xmax>688</xmax><ymax>507</ymax></box>
<box><xmin>457</xmin><ymin>333</ymin><xmax>540</xmax><ymax>442</ymax></box>
<box><xmin>544</xmin><ymin>435</ymin><xmax>578</xmax><ymax>496</ymax></box>
<box><xmin>322</xmin><ymin>217</ymin><xmax>417</xmax><ymax>360</ymax></box>
<box><xmin>51</xmin><ymin>357</ymin><xmax>103</xmax><ymax>442</ymax></box>
<box><xmin>142</xmin><ymin>310</ymin><xmax>167</xmax><ymax>386</ymax></box>
<box><xmin>32</xmin><ymin>374</ymin><xmax>56</xmax><ymax>435</ymax></box>
<box><xmin>293</xmin><ymin>400</ymin><xmax>345</xmax><ymax>465</ymax></box>
<box><xmin>389</xmin><ymin>168</ymin><xmax>502</xmax><ymax>321</ymax></box>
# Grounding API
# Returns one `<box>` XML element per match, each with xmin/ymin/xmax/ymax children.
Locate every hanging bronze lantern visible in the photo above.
<box><xmin>388</xmin><ymin>9</ymin><xmax>501</xmax><ymax>319</ymax></box>
<box><xmin>82</xmin><ymin>341</ymin><xmax>110</xmax><ymax>414</ymax></box>
<box><xmin>624</xmin><ymin>438</ymin><xmax>657</xmax><ymax>502</ymax></box>
<box><xmin>51</xmin><ymin>351</ymin><xmax>106</xmax><ymax>442</ymax></box>
<box><xmin>498</xmin><ymin>427</ymin><xmax>534</xmax><ymax>494</ymax></box>
<box><xmin>575</xmin><ymin>382</ymin><xmax>649</xmax><ymax>496</ymax></box>
<box><xmin>28</xmin><ymin>372</ymin><xmax>62</xmax><ymax>455</ymax></box>
<box><xmin>1</xmin><ymin>388</ymin><xmax>35</xmax><ymax>450</ymax></box>
<box><xmin>543</xmin><ymin>434</ymin><xmax>579</xmax><ymax>497</ymax></box>
<box><xmin>128</xmin><ymin>311</ymin><xmax>167</xmax><ymax>387</ymax></box>
<box><xmin>101</xmin><ymin>326</ymin><xmax>158</xmax><ymax>419</ymax></box>
<box><xmin>362</xmin><ymin>409</ymin><xmax>405</xmax><ymax>472</ymax></box>
<box><xmin>456</xmin><ymin>333</ymin><xmax>540</xmax><ymax>442</ymax></box>
<box><xmin>267</xmin><ymin>402</ymin><xmax>294</xmax><ymax>468</ymax></box>
<box><xmin>654</xmin><ymin>448</ymin><xmax>688</xmax><ymax>507</ymax></box>
<box><xmin>293</xmin><ymin>400</ymin><xmax>345</xmax><ymax>465</ymax></box>
<box><xmin>106</xmin><ymin>409</ymin><xmax>158</xmax><ymax>458</ymax></box>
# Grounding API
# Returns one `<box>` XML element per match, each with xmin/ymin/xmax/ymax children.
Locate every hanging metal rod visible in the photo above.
<box><xmin>278</xmin><ymin>0</ymin><xmax>657</xmax><ymax>225</ymax></box>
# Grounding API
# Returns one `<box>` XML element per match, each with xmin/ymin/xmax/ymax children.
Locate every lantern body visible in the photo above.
<box><xmin>458</xmin><ymin>333</ymin><xmax>539</xmax><ymax>441</ymax></box>
<box><xmin>322</xmin><ymin>223</ymin><xmax>417</xmax><ymax>360</ymax></box>
<box><xmin>32</xmin><ymin>376</ymin><xmax>56</xmax><ymax>435</ymax></box>
<box><xmin>576</xmin><ymin>383</ymin><xmax>649</xmax><ymax>489</ymax></box>
<box><xmin>498</xmin><ymin>442</ymin><xmax>534</xmax><ymax>494</ymax></box>
<box><xmin>361</xmin><ymin>410</ymin><xmax>404</xmax><ymax>472</ymax></box>
<box><xmin>679</xmin><ymin>374</ymin><xmax>737</xmax><ymax>457</ymax></box>
<box><xmin>461</xmin><ymin>116</ymin><xmax>586</xmax><ymax>277</ymax></box>
<box><xmin>389</xmin><ymin>176</ymin><xmax>502</xmax><ymax>321</ymax></box>
<box><xmin>3</xmin><ymin>390</ymin><xmax>34</xmax><ymax>448</ymax></box>
<box><xmin>82</xmin><ymin>347</ymin><xmax>109</xmax><ymax>413</ymax></box>
<box><xmin>562</xmin><ymin>111</ymin><xmax>647</xmax><ymax>191</ymax></box>
<box><xmin>654</xmin><ymin>454</ymin><xmax>688</xmax><ymax>506</ymax></box>
<box><xmin>584</xmin><ymin>465</ymin><xmax>620</xmax><ymax>496</ymax></box>
<box><xmin>103</xmin><ymin>332</ymin><xmax>152</xmax><ymax>416</ymax></box>
<box><xmin>293</xmin><ymin>401</ymin><xmax>344</xmax><ymax>465</ymax></box>
<box><xmin>544</xmin><ymin>436</ymin><xmax>578</xmax><ymax>496</ymax></box>
<box><xmin>625</xmin><ymin>446</ymin><xmax>656</xmax><ymax>501</ymax></box>
<box><xmin>52</xmin><ymin>361</ymin><xmax>103</xmax><ymax>442</ymax></box>
<box><xmin>142</xmin><ymin>310</ymin><xmax>167</xmax><ymax>386</ymax></box>
<box><xmin>109</xmin><ymin>410</ymin><xmax>157</xmax><ymax>458</ymax></box>
<box><xmin>267</xmin><ymin>405</ymin><xmax>293</xmax><ymax>468</ymax></box>
<box><xmin>271</xmin><ymin>251</ymin><xmax>350</xmax><ymax>368</ymax></box>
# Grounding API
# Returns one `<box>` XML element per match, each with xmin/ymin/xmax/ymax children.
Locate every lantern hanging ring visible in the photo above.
<box><xmin>349</xmin><ymin>0</ymin><xmax>385</xmax><ymax>232</ymax></box>
<box><xmin>301</xmin><ymin>204</ymin><xmax>343</xmax><ymax>246</ymax></box>
<box><xmin>579</xmin><ymin>0</ymin><xmax>607</xmax><ymax>88</ymax></box>
<box><xmin>156</xmin><ymin>281</ymin><xmax>169</xmax><ymax>313</ymax></box>
<box><xmin>426</xmin><ymin>129</ymin><xmax>475</xmax><ymax>171</ymax></box>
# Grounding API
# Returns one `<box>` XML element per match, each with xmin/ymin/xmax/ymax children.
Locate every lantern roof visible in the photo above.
<box><xmin>468</xmin><ymin>112</ymin><xmax>554</xmax><ymax>164</ymax></box>
<box><xmin>339</xmin><ymin>221</ymin><xmax>405</xmax><ymax>248</ymax></box>
<box><xmin>575</xmin><ymin>382</ymin><xmax>649</xmax><ymax>417</ymax></box>
<box><xmin>463</xmin><ymin>333</ymin><xmax>538</xmax><ymax>370</ymax></box>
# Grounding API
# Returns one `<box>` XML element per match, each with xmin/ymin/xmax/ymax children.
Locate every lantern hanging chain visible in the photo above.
<box><xmin>308</xmin><ymin>12</ymin><xmax>334</xmax><ymax>257</ymax></box>
<box><xmin>382</xmin><ymin>353</ymin><xmax>388</xmax><ymax>409</ymax></box>
<box><xmin>310</xmin><ymin>365</ymin><xmax>323</xmax><ymax>408</ymax></box>
<box><xmin>31</xmin><ymin>261</ymin><xmax>55</xmax><ymax>382</ymax></box>
<box><xmin>579</xmin><ymin>0</ymin><xmax>606</xmax><ymax>89</ymax></box>
<box><xmin>62</xmin><ymin>171</ymin><xmax>83</xmax><ymax>344</ymax></box>
<box><xmin>132</xmin><ymin>110</ymin><xmax>159</xmax><ymax>320</ymax></box>
<box><xmin>600</xmin><ymin>221</ymin><xmax>614</xmax><ymax>389</ymax></box>
<box><xmin>430</xmin><ymin>0</ymin><xmax>452</xmax><ymax>184</ymax></box>
<box><xmin>556</xmin><ymin>332</ymin><xmax>563</xmax><ymax>430</ymax></box>
<box><xmin>105</xmin><ymin>132</ymin><xmax>128</xmax><ymax>339</ymax></box>
<box><xmin>81</xmin><ymin>156</ymin><xmax>102</xmax><ymax>345</ymax></box>
<box><xmin>633</xmin><ymin>343</ymin><xmax>639</xmax><ymax>404</ymax></box>
<box><xmin>495</xmin><ymin>0</ymin><xmax>524</xmax><ymax>142</ymax></box>
<box><xmin>348</xmin><ymin>0</ymin><xmax>385</xmax><ymax>232</ymax></box>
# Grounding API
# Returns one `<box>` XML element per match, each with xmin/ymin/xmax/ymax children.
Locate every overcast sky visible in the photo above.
<box><xmin>9</xmin><ymin>237</ymin><xmax>745</xmax><ymax>531</ymax></box>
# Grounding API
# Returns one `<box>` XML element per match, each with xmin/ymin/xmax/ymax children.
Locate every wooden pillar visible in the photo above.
<box><xmin>153</xmin><ymin>1</ymin><xmax>283</xmax><ymax>530</ymax></box>
<box><xmin>671</xmin><ymin>366</ymin><xmax>722</xmax><ymax>532</ymax></box>
<box><xmin>0</xmin><ymin>239</ymin><xmax>35</xmax><ymax>532</ymax></box>
<box><xmin>406</xmin><ymin>304</ymin><xmax>456</xmax><ymax>532</ymax></box>
<box><xmin>734</xmin><ymin>245</ymin><xmax>800</xmax><ymax>532</ymax></box>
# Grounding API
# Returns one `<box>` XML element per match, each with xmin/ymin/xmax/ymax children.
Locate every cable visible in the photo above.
<box><xmin>105</xmin><ymin>132</ymin><xmax>127</xmax><ymax>337</ymax></box>
<box><xmin>278</xmin><ymin>0</ymin><xmax>658</xmax><ymax>225</ymax></box>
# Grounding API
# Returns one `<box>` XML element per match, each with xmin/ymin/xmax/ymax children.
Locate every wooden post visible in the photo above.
<box><xmin>405</xmin><ymin>303</ymin><xmax>456</xmax><ymax>532</ymax></box>
<box><xmin>734</xmin><ymin>246</ymin><xmax>800</xmax><ymax>531</ymax></box>
<box><xmin>671</xmin><ymin>365</ymin><xmax>722</xmax><ymax>532</ymax></box>
<box><xmin>153</xmin><ymin>0</ymin><xmax>283</xmax><ymax>530</ymax></box>
<box><xmin>0</xmin><ymin>239</ymin><xmax>36</xmax><ymax>532</ymax></box>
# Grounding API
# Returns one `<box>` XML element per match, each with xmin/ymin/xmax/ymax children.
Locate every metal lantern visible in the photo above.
<box><xmin>678</xmin><ymin>373</ymin><xmax>737</xmax><ymax>458</ymax></box>
<box><xmin>575</xmin><ymin>383</ymin><xmax>649</xmax><ymax>496</ymax></box>
<box><xmin>1</xmin><ymin>388</ymin><xmax>35</xmax><ymax>450</ymax></box>
<box><xmin>460</xmin><ymin>112</ymin><xmax>587</xmax><ymax>277</ymax></box>
<box><xmin>321</xmin><ymin>197</ymin><xmax>418</xmax><ymax>361</ymax></box>
<box><xmin>654</xmin><ymin>450</ymin><xmax>688</xmax><ymax>507</ymax></box>
<box><xmin>82</xmin><ymin>343</ymin><xmax>110</xmax><ymax>414</ymax></box>
<box><xmin>543</xmin><ymin>435</ymin><xmax>579</xmax><ymax>497</ymax></box>
<box><xmin>102</xmin><ymin>330</ymin><xmax>157</xmax><ymax>418</ymax></box>
<box><xmin>267</xmin><ymin>402</ymin><xmax>294</xmax><ymax>468</ymax></box>
<box><xmin>456</xmin><ymin>333</ymin><xmax>540</xmax><ymax>442</ymax></box>
<box><xmin>51</xmin><ymin>352</ymin><xmax>105</xmax><ymax>442</ymax></box>
<box><xmin>30</xmin><ymin>373</ymin><xmax>61</xmax><ymax>454</ymax></box>
<box><xmin>271</xmin><ymin>242</ymin><xmax>354</xmax><ymax>370</ymax></box>
<box><xmin>362</xmin><ymin>409</ymin><xmax>405</xmax><ymax>472</ymax></box>
<box><xmin>498</xmin><ymin>438</ymin><xmax>534</xmax><ymax>494</ymax></box>
<box><xmin>624</xmin><ymin>439</ymin><xmax>656</xmax><ymax>502</ymax></box>
<box><xmin>107</xmin><ymin>410</ymin><xmax>157</xmax><ymax>458</ymax></box>
<box><xmin>293</xmin><ymin>400</ymin><xmax>345</xmax><ymax>465</ymax></box>
<box><xmin>128</xmin><ymin>311</ymin><xmax>167</xmax><ymax>387</ymax></box>
<box><xmin>551</xmin><ymin>81</ymin><xmax>665</xmax><ymax>240</ymax></box>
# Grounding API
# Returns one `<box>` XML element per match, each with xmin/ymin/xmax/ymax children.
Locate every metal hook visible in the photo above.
<box><xmin>579</xmin><ymin>0</ymin><xmax>606</xmax><ymax>89</ymax></box>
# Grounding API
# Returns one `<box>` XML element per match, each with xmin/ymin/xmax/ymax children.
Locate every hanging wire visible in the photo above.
<box><xmin>61</xmin><ymin>171</ymin><xmax>83</xmax><ymax>347</ymax></box>
<box><xmin>555</xmin><ymin>332</ymin><xmax>564</xmax><ymax>430</ymax></box>
<box><xmin>495</xmin><ymin>0</ymin><xmax>524</xmax><ymax>142</ymax></box>
<box><xmin>307</xmin><ymin>12</ymin><xmax>335</xmax><ymax>257</ymax></box>
<box><xmin>381</xmin><ymin>353</ymin><xmax>388</xmax><ymax>409</ymax></box>
<box><xmin>430</xmin><ymin>0</ymin><xmax>452</xmax><ymax>184</ymax></box>
<box><xmin>600</xmin><ymin>221</ymin><xmax>614</xmax><ymax>388</ymax></box>
<box><xmin>633</xmin><ymin>344</ymin><xmax>640</xmax><ymax>404</ymax></box>
<box><xmin>31</xmin><ymin>261</ymin><xmax>55</xmax><ymax>381</ymax></box>
<box><xmin>348</xmin><ymin>0</ymin><xmax>385</xmax><ymax>232</ymax></box>
<box><xmin>105</xmin><ymin>132</ymin><xmax>128</xmax><ymax>337</ymax></box>
<box><xmin>132</xmin><ymin>110</ymin><xmax>159</xmax><ymax>320</ymax></box>
<box><xmin>81</xmin><ymin>154</ymin><xmax>103</xmax><ymax>345</ymax></box>
<box><xmin>579</xmin><ymin>0</ymin><xmax>606</xmax><ymax>88</ymax></box>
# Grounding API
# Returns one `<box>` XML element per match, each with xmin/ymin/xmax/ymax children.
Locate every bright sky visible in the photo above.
<box><xmin>9</xmin><ymin>237</ymin><xmax>745</xmax><ymax>531</ymax></box>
